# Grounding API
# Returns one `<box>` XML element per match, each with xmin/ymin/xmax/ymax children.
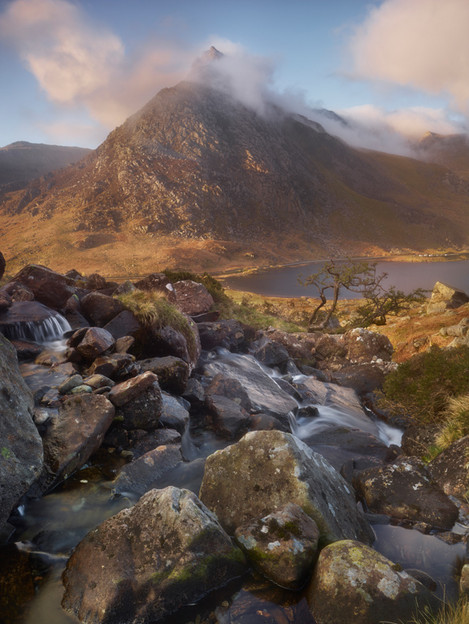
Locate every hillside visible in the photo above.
<box><xmin>0</xmin><ymin>80</ymin><xmax>468</xmax><ymax>275</ymax></box>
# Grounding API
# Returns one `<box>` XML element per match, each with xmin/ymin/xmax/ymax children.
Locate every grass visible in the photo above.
<box><xmin>389</xmin><ymin>596</ymin><xmax>469</xmax><ymax>624</ymax></box>
<box><xmin>115</xmin><ymin>289</ymin><xmax>198</xmax><ymax>361</ymax></box>
<box><xmin>435</xmin><ymin>394</ymin><xmax>469</xmax><ymax>450</ymax></box>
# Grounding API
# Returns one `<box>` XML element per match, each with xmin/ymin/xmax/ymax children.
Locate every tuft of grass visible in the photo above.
<box><xmin>115</xmin><ymin>289</ymin><xmax>198</xmax><ymax>360</ymax></box>
<box><xmin>436</xmin><ymin>394</ymin><xmax>469</xmax><ymax>451</ymax></box>
<box><xmin>390</xmin><ymin>595</ymin><xmax>469</xmax><ymax>624</ymax></box>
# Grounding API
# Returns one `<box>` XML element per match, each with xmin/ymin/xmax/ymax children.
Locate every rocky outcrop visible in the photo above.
<box><xmin>199</xmin><ymin>430</ymin><xmax>374</xmax><ymax>544</ymax></box>
<box><xmin>307</xmin><ymin>540</ymin><xmax>439</xmax><ymax>624</ymax></box>
<box><xmin>62</xmin><ymin>487</ymin><xmax>247</xmax><ymax>624</ymax></box>
<box><xmin>0</xmin><ymin>334</ymin><xmax>43</xmax><ymax>531</ymax></box>
<box><xmin>427</xmin><ymin>281</ymin><xmax>469</xmax><ymax>314</ymax></box>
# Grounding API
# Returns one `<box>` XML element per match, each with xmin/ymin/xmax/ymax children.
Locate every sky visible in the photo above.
<box><xmin>0</xmin><ymin>0</ymin><xmax>468</xmax><ymax>152</ymax></box>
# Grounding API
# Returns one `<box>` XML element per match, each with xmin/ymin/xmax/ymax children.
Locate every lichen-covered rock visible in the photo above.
<box><xmin>30</xmin><ymin>394</ymin><xmax>115</xmax><ymax>494</ymax></box>
<box><xmin>0</xmin><ymin>334</ymin><xmax>43</xmax><ymax>531</ymax></box>
<box><xmin>428</xmin><ymin>435</ymin><xmax>469</xmax><ymax>502</ymax></box>
<box><xmin>353</xmin><ymin>457</ymin><xmax>458</xmax><ymax>529</ymax></box>
<box><xmin>234</xmin><ymin>503</ymin><xmax>319</xmax><ymax>589</ymax></box>
<box><xmin>116</xmin><ymin>380</ymin><xmax>163</xmax><ymax>431</ymax></box>
<box><xmin>307</xmin><ymin>540</ymin><xmax>439</xmax><ymax>624</ymax></box>
<box><xmin>62</xmin><ymin>487</ymin><xmax>247</xmax><ymax>624</ymax></box>
<box><xmin>427</xmin><ymin>281</ymin><xmax>469</xmax><ymax>314</ymax></box>
<box><xmin>199</xmin><ymin>430</ymin><xmax>373</xmax><ymax>544</ymax></box>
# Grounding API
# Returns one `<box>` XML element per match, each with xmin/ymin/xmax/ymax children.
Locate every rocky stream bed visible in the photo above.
<box><xmin>0</xmin><ymin>264</ymin><xmax>468</xmax><ymax>624</ymax></box>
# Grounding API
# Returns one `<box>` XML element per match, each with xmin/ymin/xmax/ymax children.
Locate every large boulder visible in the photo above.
<box><xmin>138</xmin><ymin>355</ymin><xmax>189</xmax><ymax>395</ymax></box>
<box><xmin>427</xmin><ymin>281</ymin><xmax>469</xmax><ymax>314</ymax></box>
<box><xmin>12</xmin><ymin>264</ymin><xmax>76</xmax><ymax>310</ymax></box>
<box><xmin>307</xmin><ymin>540</ymin><xmax>439</xmax><ymax>624</ymax></box>
<box><xmin>353</xmin><ymin>457</ymin><xmax>458</xmax><ymax>529</ymax></box>
<box><xmin>172</xmin><ymin>280</ymin><xmax>214</xmax><ymax>316</ymax></box>
<box><xmin>62</xmin><ymin>487</ymin><xmax>247</xmax><ymax>624</ymax></box>
<box><xmin>197</xmin><ymin>320</ymin><xmax>246</xmax><ymax>352</ymax></box>
<box><xmin>76</xmin><ymin>327</ymin><xmax>115</xmax><ymax>360</ymax></box>
<box><xmin>199</xmin><ymin>430</ymin><xmax>373</xmax><ymax>544</ymax></box>
<box><xmin>31</xmin><ymin>394</ymin><xmax>114</xmax><ymax>494</ymax></box>
<box><xmin>428</xmin><ymin>435</ymin><xmax>469</xmax><ymax>502</ymax></box>
<box><xmin>79</xmin><ymin>292</ymin><xmax>125</xmax><ymax>326</ymax></box>
<box><xmin>0</xmin><ymin>334</ymin><xmax>43</xmax><ymax>531</ymax></box>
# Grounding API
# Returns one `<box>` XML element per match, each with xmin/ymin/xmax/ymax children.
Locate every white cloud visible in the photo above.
<box><xmin>348</xmin><ymin>0</ymin><xmax>469</xmax><ymax>116</ymax></box>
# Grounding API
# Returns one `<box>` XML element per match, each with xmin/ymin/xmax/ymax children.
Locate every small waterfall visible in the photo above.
<box><xmin>1</xmin><ymin>313</ymin><xmax>71</xmax><ymax>344</ymax></box>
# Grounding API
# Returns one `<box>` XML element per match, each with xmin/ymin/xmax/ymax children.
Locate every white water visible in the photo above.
<box><xmin>4</xmin><ymin>313</ymin><xmax>71</xmax><ymax>344</ymax></box>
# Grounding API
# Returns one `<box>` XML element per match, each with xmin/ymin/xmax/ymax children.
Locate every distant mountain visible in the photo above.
<box><xmin>0</xmin><ymin>141</ymin><xmax>91</xmax><ymax>190</ymax></box>
<box><xmin>1</xmin><ymin>77</ymin><xmax>468</xmax><ymax>275</ymax></box>
<box><xmin>416</xmin><ymin>132</ymin><xmax>469</xmax><ymax>179</ymax></box>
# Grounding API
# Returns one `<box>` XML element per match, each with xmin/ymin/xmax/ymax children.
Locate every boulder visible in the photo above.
<box><xmin>80</xmin><ymin>291</ymin><xmax>125</xmax><ymax>326</ymax></box>
<box><xmin>206</xmin><ymin>394</ymin><xmax>251</xmax><ymax>440</ymax></box>
<box><xmin>250</xmin><ymin>337</ymin><xmax>290</xmax><ymax>371</ymax></box>
<box><xmin>62</xmin><ymin>487</ymin><xmax>247</xmax><ymax>624</ymax></box>
<box><xmin>0</xmin><ymin>251</ymin><xmax>5</xmax><ymax>280</ymax></box>
<box><xmin>197</xmin><ymin>320</ymin><xmax>246</xmax><ymax>351</ymax></box>
<box><xmin>202</xmin><ymin>352</ymin><xmax>297</xmax><ymax>424</ymax></box>
<box><xmin>234</xmin><ymin>503</ymin><xmax>320</xmax><ymax>589</ymax></box>
<box><xmin>138</xmin><ymin>355</ymin><xmax>189</xmax><ymax>395</ymax></box>
<box><xmin>87</xmin><ymin>353</ymin><xmax>136</xmax><ymax>379</ymax></box>
<box><xmin>31</xmin><ymin>394</ymin><xmax>114</xmax><ymax>494</ymax></box>
<box><xmin>199</xmin><ymin>430</ymin><xmax>373</xmax><ymax>544</ymax></box>
<box><xmin>353</xmin><ymin>457</ymin><xmax>458</xmax><ymax>529</ymax></box>
<box><xmin>76</xmin><ymin>327</ymin><xmax>115</xmax><ymax>360</ymax></box>
<box><xmin>307</xmin><ymin>540</ymin><xmax>439</xmax><ymax>624</ymax></box>
<box><xmin>12</xmin><ymin>264</ymin><xmax>76</xmax><ymax>310</ymax></box>
<box><xmin>206</xmin><ymin>374</ymin><xmax>253</xmax><ymax>412</ymax></box>
<box><xmin>134</xmin><ymin>273</ymin><xmax>170</xmax><ymax>292</ymax></box>
<box><xmin>108</xmin><ymin>371</ymin><xmax>159</xmax><ymax>408</ymax></box>
<box><xmin>172</xmin><ymin>280</ymin><xmax>214</xmax><ymax>316</ymax></box>
<box><xmin>0</xmin><ymin>334</ymin><xmax>43</xmax><ymax>531</ymax></box>
<box><xmin>342</xmin><ymin>328</ymin><xmax>394</xmax><ymax>363</ymax></box>
<box><xmin>159</xmin><ymin>392</ymin><xmax>189</xmax><ymax>433</ymax></box>
<box><xmin>116</xmin><ymin>381</ymin><xmax>163</xmax><ymax>431</ymax></box>
<box><xmin>428</xmin><ymin>435</ymin><xmax>469</xmax><ymax>502</ymax></box>
<box><xmin>103</xmin><ymin>310</ymin><xmax>140</xmax><ymax>340</ymax></box>
<box><xmin>136</xmin><ymin>319</ymin><xmax>201</xmax><ymax>371</ymax></box>
<box><xmin>427</xmin><ymin>281</ymin><xmax>469</xmax><ymax>314</ymax></box>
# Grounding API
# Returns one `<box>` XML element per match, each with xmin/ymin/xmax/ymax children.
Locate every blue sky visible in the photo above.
<box><xmin>0</xmin><ymin>0</ymin><xmax>467</xmax><ymax>150</ymax></box>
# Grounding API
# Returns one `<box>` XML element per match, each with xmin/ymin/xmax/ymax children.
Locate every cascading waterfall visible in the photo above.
<box><xmin>1</xmin><ymin>313</ymin><xmax>71</xmax><ymax>344</ymax></box>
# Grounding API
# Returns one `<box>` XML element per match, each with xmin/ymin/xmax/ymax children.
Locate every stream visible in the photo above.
<box><xmin>2</xmin><ymin>319</ymin><xmax>467</xmax><ymax>623</ymax></box>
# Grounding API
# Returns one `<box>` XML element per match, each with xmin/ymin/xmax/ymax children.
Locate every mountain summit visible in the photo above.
<box><xmin>1</xmin><ymin>63</ymin><xmax>469</xmax><ymax>273</ymax></box>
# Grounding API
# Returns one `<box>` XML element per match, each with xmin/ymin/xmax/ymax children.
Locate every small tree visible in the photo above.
<box><xmin>299</xmin><ymin>259</ymin><xmax>427</xmax><ymax>331</ymax></box>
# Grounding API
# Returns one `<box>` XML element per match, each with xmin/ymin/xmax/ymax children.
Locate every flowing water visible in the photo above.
<box><xmin>1</xmin><ymin>321</ymin><xmax>465</xmax><ymax>623</ymax></box>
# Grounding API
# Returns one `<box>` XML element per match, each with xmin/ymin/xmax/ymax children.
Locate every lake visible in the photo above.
<box><xmin>223</xmin><ymin>259</ymin><xmax>469</xmax><ymax>299</ymax></box>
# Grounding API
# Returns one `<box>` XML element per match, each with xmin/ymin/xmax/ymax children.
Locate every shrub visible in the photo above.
<box><xmin>380</xmin><ymin>346</ymin><xmax>469</xmax><ymax>423</ymax></box>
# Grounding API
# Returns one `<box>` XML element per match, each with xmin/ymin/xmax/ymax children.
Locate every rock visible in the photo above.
<box><xmin>114</xmin><ymin>335</ymin><xmax>135</xmax><ymax>354</ymax></box>
<box><xmin>136</xmin><ymin>319</ymin><xmax>201</xmax><ymax>371</ymax></box>
<box><xmin>87</xmin><ymin>353</ymin><xmax>136</xmax><ymax>379</ymax></box>
<box><xmin>197</xmin><ymin>320</ymin><xmax>246</xmax><ymax>351</ymax></box>
<box><xmin>32</xmin><ymin>394</ymin><xmax>115</xmax><ymax>494</ymax></box>
<box><xmin>0</xmin><ymin>300</ymin><xmax>69</xmax><ymax>343</ymax></box>
<box><xmin>206</xmin><ymin>394</ymin><xmax>251</xmax><ymax>440</ymax></box>
<box><xmin>342</xmin><ymin>328</ymin><xmax>394</xmax><ymax>363</ymax></box>
<box><xmin>116</xmin><ymin>381</ymin><xmax>163</xmax><ymax>431</ymax></box>
<box><xmin>103</xmin><ymin>310</ymin><xmax>140</xmax><ymax>339</ymax></box>
<box><xmin>138</xmin><ymin>355</ymin><xmax>189</xmax><ymax>395</ymax></box>
<box><xmin>206</xmin><ymin>374</ymin><xmax>252</xmax><ymax>412</ymax></box>
<box><xmin>12</xmin><ymin>264</ymin><xmax>76</xmax><ymax>310</ymax></box>
<box><xmin>353</xmin><ymin>457</ymin><xmax>459</xmax><ymax>529</ymax></box>
<box><xmin>80</xmin><ymin>291</ymin><xmax>125</xmax><ymax>326</ymax></box>
<box><xmin>0</xmin><ymin>281</ymin><xmax>34</xmax><ymax>303</ymax></box>
<box><xmin>58</xmin><ymin>374</ymin><xmax>84</xmax><ymax>394</ymax></box>
<box><xmin>62</xmin><ymin>487</ymin><xmax>247</xmax><ymax>624</ymax></box>
<box><xmin>259</xmin><ymin>328</ymin><xmax>319</xmax><ymax>363</ymax></box>
<box><xmin>0</xmin><ymin>291</ymin><xmax>12</xmax><ymax>312</ymax></box>
<box><xmin>0</xmin><ymin>334</ymin><xmax>43</xmax><ymax>531</ymax></box>
<box><xmin>202</xmin><ymin>352</ymin><xmax>297</xmax><ymax>424</ymax></box>
<box><xmin>134</xmin><ymin>272</ymin><xmax>170</xmax><ymax>291</ymax></box>
<box><xmin>427</xmin><ymin>281</ymin><xmax>469</xmax><ymax>314</ymax></box>
<box><xmin>159</xmin><ymin>392</ymin><xmax>189</xmax><ymax>433</ymax></box>
<box><xmin>199</xmin><ymin>430</ymin><xmax>373</xmax><ymax>544</ymax></box>
<box><xmin>0</xmin><ymin>251</ymin><xmax>5</xmax><ymax>280</ymax></box>
<box><xmin>250</xmin><ymin>337</ymin><xmax>290</xmax><ymax>371</ymax></box>
<box><xmin>428</xmin><ymin>435</ymin><xmax>469</xmax><ymax>502</ymax></box>
<box><xmin>330</xmin><ymin>363</ymin><xmax>386</xmax><ymax>394</ymax></box>
<box><xmin>306</xmin><ymin>540</ymin><xmax>439</xmax><ymax>624</ymax></box>
<box><xmin>172</xmin><ymin>280</ymin><xmax>214</xmax><ymax>316</ymax></box>
<box><xmin>111</xmin><ymin>445</ymin><xmax>183</xmax><ymax>498</ymax></box>
<box><xmin>83</xmin><ymin>373</ymin><xmax>115</xmax><ymax>390</ymax></box>
<box><xmin>234</xmin><ymin>503</ymin><xmax>320</xmax><ymax>589</ymax></box>
<box><xmin>108</xmin><ymin>371</ymin><xmax>159</xmax><ymax>407</ymax></box>
<box><xmin>76</xmin><ymin>327</ymin><xmax>115</xmax><ymax>360</ymax></box>
<box><xmin>82</xmin><ymin>272</ymin><xmax>107</xmax><ymax>290</ymax></box>
<box><xmin>460</xmin><ymin>563</ymin><xmax>469</xmax><ymax>595</ymax></box>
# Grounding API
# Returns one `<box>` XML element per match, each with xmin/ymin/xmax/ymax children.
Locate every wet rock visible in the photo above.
<box><xmin>159</xmin><ymin>392</ymin><xmax>189</xmax><ymax>433</ymax></box>
<box><xmin>427</xmin><ymin>281</ymin><xmax>469</xmax><ymax>314</ymax></box>
<box><xmin>307</xmin><ymin>540</ymin><xmax>439</xmax><ymax>624</ymax></box>
<box><xmin>126</xmin><ymin>428</ymin><xmax>181</xmax><ymax>459</ymax></box>
<box><xmin>12</xmin><ymin>264</ymin><xmax>76</xmax><ymax>310</ymax></box>
<box><xmin>84</xmin><ymin>373</ymin><xmax>115</xmax><ymax>390</ymax></box>
<box><xmin>76</xmin><ymin>327</ymin><xmax>115</xmax><ymax>360</ymax></box>
<box><xmin>139</xmin><ymin>355</ymin><xmax>189</xmax><ymax>395</ymax></box>
<box><xmin>198</xmin><ymin>320</ymin><xmax>246</xmax><ymax>351</ymax></box>
<box><xmin>0</xmin><ymin>334</ymin><xmax>43</xmax><ymax>532</ymax></box>
<box><xmin>58</xmin><ymin>374</ymin><xmax>84</xmax><ymax>394</ymax></box>
<box><xmin>87</xmin><ymin>353</ymin><xmax>136</xmax><ymax>379</ymax></box>
<box><xmin>80</xmin><ymin>292</ymin><xmax>125</xmax><ymax>327</ymax></box>
<box><xmin>0</xmin><ymin>300</ymin><xmax>69</xmax><ymax>343</ymax></box>
<box><xmin>172</xmin><ymin>280</ymin><xmax>214</xmax><ymax>316</ymax></box>
<box><xmin>182</xmin><ymin>378</ymin><xmax>205</xmax><ymax>406</ymax></box>
<box><xmin>114</xmin><ymin>335</ymin><xmax>135</xmax><ymax>354</ymax></box>
<box><xmin>330</xmin><ymin>363</ymin><xmax>386</xmax><ymax>394</ymax></box>
<box><xmin>116</xmin><ymin>380</ymin><xmax>163</xmax><ymax>431</ymax></box>
<box><xmin>248</xmin><ymin>413</ymin><xmax>289</xmax><ymax>432</ymax></box>
<box><xmin>103</xmin><ymin>310</ymin><xmax>140</xmax><ymax>340</ymax></box>
<box><xmin>62</xmin><ymin>487</ymin><xmax>247</xmax><ymax>624</ymax></box>
<box><xmin>259</xmin><ymin>328</ymin><xmax>319</xmax><ymax>363</ymax></box>
<box><xmin>250</xmin><ymin>337</ymin><xmax>290</xmax><ymax>371</ymax></box>
<box><xmin>206</xmin><ymin>374</ymin><xmax>252</xmax><ymax>412</ymax></box>
<box><xmin>353</xmin><ymin>457</ymin><xmax>458</xmax><ymax>529</ymax></box>
<box><xmin>199</xmin><ymin>430</ymin><xmax>373</xmax><ymax>544</ymax></box>
<box><xmin>0</xmin><ymin>281</ymin><xmax>35</xmax><ymax>303</ymax></box>
<box><xmin>32</xmin><ymin>394</ymin><xmax>115</xmax><ymax>494</ymax></box>
<box><xmin>10</xmin><ymin>339</ymin><xmax>43</xmax><ymax>360</ymax></box>
<box><xmin>111</xmin><ymin>445</ymin><xmax>183</xmax><ymax>498</ymax></box>
<box><xmin>234</xmin><ymin>503</ymin><xmax>320</xmax><ymax>589</ymax></box>
<box><xmin>108</xmin><ymin>371</ymin><xmax>159</xmax><ymax>407</ymax></box>
<box><xmin>206</xmin><ymin>394</ymin><xmax>251</xmax><ymax>440</ymax></box>
<box><xmin>0</xmin><ymin>544</ymin><xmax>35</xmax><ymax>623</ymax></box>
<box><xmin>428</xmin><ymin>435</ymin><xmax>469</xmax><ymax>502</ymax></box>
<box><xmin>203</xmin><ymin>352</ymin><xmax>297</xmax><ymax>424</ymax></box>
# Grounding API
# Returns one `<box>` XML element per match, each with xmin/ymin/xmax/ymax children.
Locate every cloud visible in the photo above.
<box><xmin>0</xmin><ymin>0</ymin><xmax>192</xmax><ymax>136</ymax></box>
<box><xmin>347</xmin><ymin>0</ymin><xmax>469</xmax><ymax>116</ymax></box>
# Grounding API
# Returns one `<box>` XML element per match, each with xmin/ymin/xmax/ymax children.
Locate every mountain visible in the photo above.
<box><xmin>1</xmin><ymin>79</ymin><xmax>469</xmax><ymax>275</ymax></box>
<box><xmin>416</xmin><ymin>132</ymin><xmax>469</xmax><ymax>179</ymax></box>
<box><xmin>0</xmin><ymin>141</ymin><xmax>91</xmax><ymax>191</ymax></box>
